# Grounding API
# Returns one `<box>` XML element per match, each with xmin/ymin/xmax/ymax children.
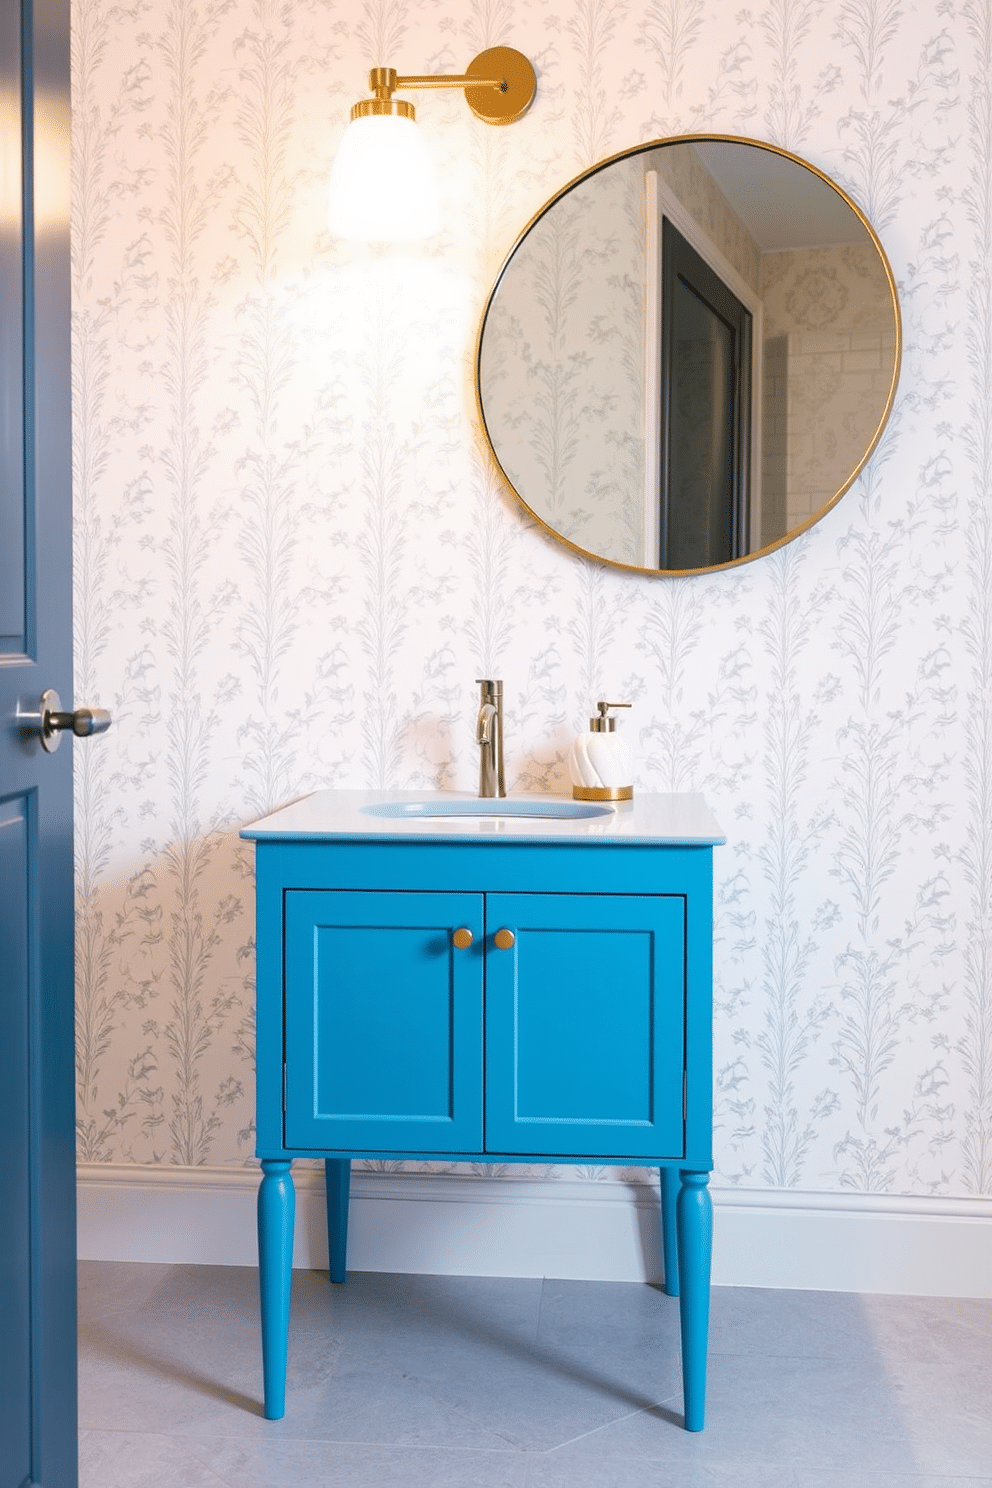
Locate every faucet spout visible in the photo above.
<box><xmin>477</xmin><ymin>702</ymin><xmax>497</xmax><ymax>745</ymax></box>
<box><xmin>475</xmin><ymin>679</ymin><xmax>505</xmax><ymax>798</ymax></box>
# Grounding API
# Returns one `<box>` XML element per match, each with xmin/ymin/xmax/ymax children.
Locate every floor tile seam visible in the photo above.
<box><xmin>326</xmin><ymin>1311</ymin><xmax>545</xmax><ymax>1351</ymax></box>
<box><xmin>707</xmin><ymin>1347</ymin><xmax>880</xmax><ymax>1361</ymax></box>
<box><xmin>186</xmin><ymin>1431</ymin><xmax>531</xmax><ymax>1457</ymax></box>
<box><xmin>790</xmin><ymin>1476</ymin><xmax>992</xmax><ymax>1484</ymax></box>
<box><xmin>355</xmin><ymin>1352</ymin><xmax>684</xmax><ymax>1453</ymax></box>
<box><xmin>787</xmin><ymin>1477</ymin><xmax>992</xmax><ymax>1486</ymax></box>
<box><xmin>79</xmin><ymin>1426</ymin><xmax>218</xmax><ymax>1439</ymax></box>
<box><xmin>535</xmin><ymin>1395</ymin><xmax>685</xmax><ymax>1455</ymax></box>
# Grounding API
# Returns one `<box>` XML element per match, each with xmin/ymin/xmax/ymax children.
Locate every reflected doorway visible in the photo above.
<box><xmin>659</xmin><ymin>218</ymin><xmax>752</xmax><ymax>569</ymax></box>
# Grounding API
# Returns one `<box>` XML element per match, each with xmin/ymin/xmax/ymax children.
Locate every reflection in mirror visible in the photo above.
<box><xmin>477</xmin><ymin>137</ymin><xmax>900</xmax><ymax>574</ymax></box>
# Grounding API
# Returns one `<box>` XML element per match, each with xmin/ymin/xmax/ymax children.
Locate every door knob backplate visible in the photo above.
<box><xmin>40</xmin><ymin>689</ymin><xmax>113</xmax><ymax>753</ymax></box>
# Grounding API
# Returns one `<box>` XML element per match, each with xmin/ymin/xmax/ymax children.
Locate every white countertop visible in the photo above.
<box><xmin>240</xmin><ymin>790</ymin><xmax>726</xmax><ymax>846</ymax></box>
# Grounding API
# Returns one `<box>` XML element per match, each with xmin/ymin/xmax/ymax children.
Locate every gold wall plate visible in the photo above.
<box><xmin>465</xmin><ymin>48</ymin><xmax>536</xmax><ymax>125</ymax></box>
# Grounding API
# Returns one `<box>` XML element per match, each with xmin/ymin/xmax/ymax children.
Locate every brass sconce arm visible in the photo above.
<box><xmin>353</xmin><ymin>48</ymin><xmax>536</xmax><ymax>126</ymax></box>
<box><xmin>371</xmin><ymin>69</ymin><xmax>502</xmax><ymax>93</ymax></box>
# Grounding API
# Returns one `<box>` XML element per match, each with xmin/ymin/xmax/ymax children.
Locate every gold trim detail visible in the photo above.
<box><xmin>474</xmin><ymin>133</ymin><xmax>902</xmax><ymax>579</ymax></box>
<box><xmin>351</xmin><ymin>97</ymin><xmax>416</xmax><ymax>122</ymax></box>
<box><xmin>572</xmin><ymin>785</ymin><xmax>634</xmax><ymax>802</ymax></box>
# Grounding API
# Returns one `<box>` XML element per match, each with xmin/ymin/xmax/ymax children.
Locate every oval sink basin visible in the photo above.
<box><xmin>361</xmin><ymin>798</ymin><xmax>614</xmax><ymax>821</ymax></box>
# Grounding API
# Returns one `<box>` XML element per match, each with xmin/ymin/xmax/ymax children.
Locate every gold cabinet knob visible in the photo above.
<box><xmin>452</xmin><ymin>927</ymin><xmax>474</xmax><ymax>950</ymax></box>
<box><xmin>494</xmin><ymin>927</ymin><xmax>516</xmax><ymax>951</ymax></box>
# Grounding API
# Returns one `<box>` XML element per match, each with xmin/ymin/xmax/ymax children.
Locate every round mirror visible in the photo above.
<box><xmin>476</xmin><ymin>135</ymin><xmax>901</xmax><ymax>575</ymax></box>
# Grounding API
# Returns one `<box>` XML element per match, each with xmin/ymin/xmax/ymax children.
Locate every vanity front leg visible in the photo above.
<box><xmin>325</xmin><ymin>1158</ymin><xmax>351</xmax><ymax>1283</ymax></box>
<box><xmin>659</xmin><ymin>1166</ymin><xmax>680</xmax><ymax>1297</ymax></box>
<box><xmin>676</xmin><ymin>1169</ymin><xmax>712</xmax><ymax>1432</ymax></box>
<box><xmin>258</xmin><ymin>1158</ymin><xmax>295</xmax><ymax>1420</ymax></box>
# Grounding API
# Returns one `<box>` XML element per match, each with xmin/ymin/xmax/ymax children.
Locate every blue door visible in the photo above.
<box><xmin>284</xmin><ymin>891</ymin><xmax>485</xmax><ymax>1152</ymax></box>
<box><xmin>0</xmin><ymin>1</ymin><xmax>78</xmax><ymax>1483</ymax></box>
<box><xmin>485</xmin><ymin>894</ymin><xmax>687</xmax><ymax>1158</ymax></box>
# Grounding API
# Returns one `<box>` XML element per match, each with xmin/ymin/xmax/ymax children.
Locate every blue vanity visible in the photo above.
<box><xmin>241</xmin><ymin>790</ymin><xmax>725</xmax><ymax>1430</ymax></box>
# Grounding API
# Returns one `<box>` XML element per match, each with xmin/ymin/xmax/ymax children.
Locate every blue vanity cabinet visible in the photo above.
<box><xmin>283</xmin><ymin>889</ymin><xmax>484</xmax><ymax>1153</ymax></box>
<box><xmin>484</xmin><ymin>892</ymin><xmax>687</xmax><ymax>1158</ymax></box>
<box><xmin>242</xmin><ymin>791</ymin><xmax>725</xmax><ymax>1433</ymax></box>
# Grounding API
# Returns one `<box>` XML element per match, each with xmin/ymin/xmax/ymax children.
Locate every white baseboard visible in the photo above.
<box><xmin>76</xmin><ymin>1164</ymin><xmax>992</xmax><ymax>1297</ymax></box>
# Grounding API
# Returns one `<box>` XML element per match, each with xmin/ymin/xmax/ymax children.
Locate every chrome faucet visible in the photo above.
<box><xmin>475</xmin><ymin>679</ymin><xmax>505</xmax><ymax>798</ymax></box>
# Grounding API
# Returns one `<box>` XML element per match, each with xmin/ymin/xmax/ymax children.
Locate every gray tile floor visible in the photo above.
<box><xmin>79</xmin><ymin>1261</ymin><xmax>992</xmax><ymax>1488</ymax></box>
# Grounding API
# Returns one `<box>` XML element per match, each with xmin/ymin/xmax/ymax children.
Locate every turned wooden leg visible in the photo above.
<box><xmin>258</xmin><ymin>1159</ymin><xmax>295</xmax><ymax>1420</ymax></box>
<box><xmin>659</xmin><ymin>1166</ymin><xmax>680</xmax><ymax>1297</ymax></box>
<box><xmin>325</xmin><ymin>1158</ymin><xmax>351</xmax><ymax>1284</ymax></box>
<box><xmin>676</xmin><ymin>1169</ymin><xmax>712</xmax><ymax>1431</ymax></box>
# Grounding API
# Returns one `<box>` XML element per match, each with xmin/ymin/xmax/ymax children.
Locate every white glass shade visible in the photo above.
<box><xmin>327</xmin><ymin>114</ymin><xmax>442</xmax><ymax>242</ymax></box>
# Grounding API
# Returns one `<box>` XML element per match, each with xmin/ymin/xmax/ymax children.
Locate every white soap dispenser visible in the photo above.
<box><xmin>568</xmin><ymin>701</ymin><xmax>633</xmax><ymax>802</ymax></box>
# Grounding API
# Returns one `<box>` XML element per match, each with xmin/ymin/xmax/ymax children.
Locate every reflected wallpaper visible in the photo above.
<box><xmin>73</xmin><ymin>0</ymin><xmax>991</xmax><ymax>1204</ymax></box>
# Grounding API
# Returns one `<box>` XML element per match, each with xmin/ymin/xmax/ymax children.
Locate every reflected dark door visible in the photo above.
<box><xmin>1</xmin><ymin>2</ymin><xmax>77</xmax><ymax>1485</ymax></box>
<box><xmin>660</xmin><ymin>218</ymin><xmax>751</xmax><ymax>570</ymax></box>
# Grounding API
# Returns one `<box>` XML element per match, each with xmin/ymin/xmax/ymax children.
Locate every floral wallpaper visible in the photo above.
<box><xmin>73</xmin><ymin>0</ymin><xmax>991</xmax><ymax>1204</ymax></box>
<box><xmin>479</xmin><ymin>151</ymin><xmax>647</xmax><ymax>566</ymax></box>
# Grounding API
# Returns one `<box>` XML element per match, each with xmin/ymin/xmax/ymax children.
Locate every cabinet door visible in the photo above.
<box><xmin>485</xmin><ymin>894</ymin><xmax>686</xmax><ymax>1158</ymax></box>
<box><xmin>284</xmin><ymin>891</ymin><xmax>483</xmax><ymax>1152</ymax></box>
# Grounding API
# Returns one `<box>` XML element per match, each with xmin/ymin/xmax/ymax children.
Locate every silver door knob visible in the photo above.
<box><xmin>40</xmin><ymin>689</ymin><xmax>112</xmax><ymax>753</ymax></box>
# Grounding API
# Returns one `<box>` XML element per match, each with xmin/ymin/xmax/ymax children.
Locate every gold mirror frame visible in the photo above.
<box><xmin>475</xmin><ymin>134</ymin><xmax>902</xmax><ymax>577</ymax></box>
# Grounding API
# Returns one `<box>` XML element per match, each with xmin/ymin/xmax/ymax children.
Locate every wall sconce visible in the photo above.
<box><xmin>327</xmin><ymin>47</ymin><xmax>537</xmax><ymax>242</ymax></box>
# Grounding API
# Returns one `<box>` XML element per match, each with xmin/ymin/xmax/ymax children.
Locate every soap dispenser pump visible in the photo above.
<box><xmin>568</xmin><ymin>701</ymin><xmax>633</xmax><ymax>802</ymax></box>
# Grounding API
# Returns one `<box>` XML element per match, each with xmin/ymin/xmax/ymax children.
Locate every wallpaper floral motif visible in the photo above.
<box><xmin>479</xmin><ymin>152</ymin><xmax>646</xmax><ymax>566</ymax></box>
<box><xmin>73</xmin><ymin>0</ymin><xmax>991</xmax><ymax>1203</ymax></box>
